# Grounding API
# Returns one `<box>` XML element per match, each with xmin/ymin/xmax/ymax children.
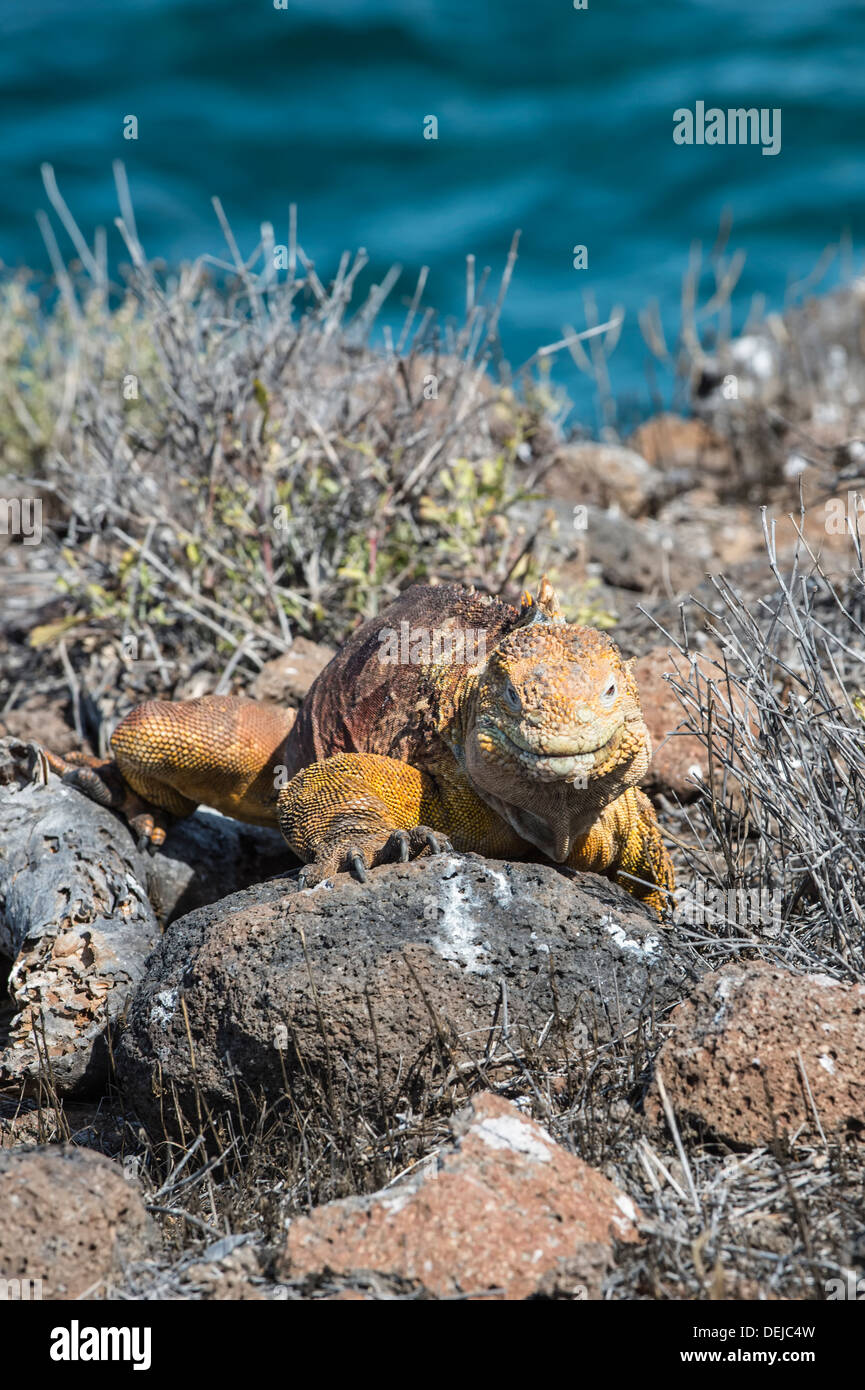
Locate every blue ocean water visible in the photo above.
<box><xmin>1</xmin><ymin>0</ymin><xmax>864</xmax><ymax>426</ymax></box>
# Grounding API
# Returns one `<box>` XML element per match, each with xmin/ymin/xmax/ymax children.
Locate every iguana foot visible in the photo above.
<box><xmin>296</xmin><ymin>824</ymin><xmax>453</xmax><ymax>889</ymax></box>
<box><xmin>43</xmin><ymin>749</ymin><xmax>172</xmax><ymax>849</ymax></box>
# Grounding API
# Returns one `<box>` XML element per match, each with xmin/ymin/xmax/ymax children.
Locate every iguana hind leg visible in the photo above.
<box><xmin>568</xmin><ymin>786</ymin><xmax>675</xmax><ymax>917</ymax></box>
<box><xmin>45</xmin><ymin>696</ymin><xmax>297</xmax><ymax>846</ymax></box>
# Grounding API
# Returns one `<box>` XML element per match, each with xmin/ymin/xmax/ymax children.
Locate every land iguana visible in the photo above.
<box><xmin>44</xmin><ymin>578</ymin><xmax>675</xmax><ymax>914</ymax></box>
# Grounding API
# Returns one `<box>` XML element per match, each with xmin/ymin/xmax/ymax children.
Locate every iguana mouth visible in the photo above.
<box><xmin>497</xmin><ymin>725</ymin><xmax>625</xmax><ymax>781</ymax></box>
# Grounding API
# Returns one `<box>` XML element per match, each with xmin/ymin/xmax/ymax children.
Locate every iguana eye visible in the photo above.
<box><xmin>600</xmin><ymin>679</ymin><xmax>618</xmax><ymax>707</ymax></box>
<box><xmin>503</xmin><ymin>681</ymin><xmax>522</xmax><ymax>711</ymax></box>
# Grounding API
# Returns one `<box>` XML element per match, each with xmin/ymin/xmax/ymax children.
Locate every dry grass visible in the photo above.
<box><xmin>656</xmin><ymin>513</ymin><xmax>865</xmax><ymax>982</ymax></box>
<box><xmin>0</xmin><ymin>163</ymin><xmax>610</xmax><ymax>691</ymax></box>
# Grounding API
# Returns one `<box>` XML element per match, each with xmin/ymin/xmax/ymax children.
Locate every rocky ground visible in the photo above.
<box><xmin>1</xmin><ymin>224</ymin><xmax>864</xmax><ymax>1299</ymax></box>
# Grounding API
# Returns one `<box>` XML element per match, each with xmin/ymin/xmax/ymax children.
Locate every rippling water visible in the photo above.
<box><xmin>1</xmin><ymin>0</ymin><xmax>863</xmax><ymax>423</ymax></box>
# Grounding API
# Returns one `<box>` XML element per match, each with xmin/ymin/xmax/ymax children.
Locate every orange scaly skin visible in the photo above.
<box><xmin>44</xmin><ymin>580</ymin><xmax>675</xmax><ymax>914</ymax></box>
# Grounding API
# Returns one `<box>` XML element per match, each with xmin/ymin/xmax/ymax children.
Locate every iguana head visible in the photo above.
<box><xmin>462</xmin><ymin>580</ymin><xmax>651</xmax><ymax>861</ymax></box>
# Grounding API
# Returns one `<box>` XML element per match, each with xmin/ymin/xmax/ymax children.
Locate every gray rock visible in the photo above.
<box><xmin>0</xmin><ymin>750</ymin><xmax>295</xmax><ymax>1097</ymax></box>
<box><xmin>0</xmin><ymin>778</ymin><xmax>159</xmax><ymax>1097</ymax></box>
<box><xmin>146</xmin><ymin>811</ymin><xmax>294</xmax><ymax>928</ymax></box>
<box><xmin>580</xmin><ymin>508</ymin><xmax>709</xmax><ymax>595</ymax></box>
<box><xmin>520</xmin><ymin>497</ymin><xmax>708</xmax><ymax>597</ymax></box>
<box><xmin>116</xmin><ymin>854</ymin><xmax>698</xmax><ymax>1133</ymax></box>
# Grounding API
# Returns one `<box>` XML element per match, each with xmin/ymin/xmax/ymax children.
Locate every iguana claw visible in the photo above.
<box><xmin>295</xmin><ymin>823</ymin><xmax>455</xmax><ymax>890</ymax></box>
<box><xmin>423</xmin><ymin>828</ymin><xmax>452</xmax><ymax>855</ymax></box>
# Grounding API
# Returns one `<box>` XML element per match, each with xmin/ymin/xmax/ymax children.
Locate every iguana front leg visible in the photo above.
<box><xmin>276</xmin><ymin>753</ymin><xmax>454</xmax><ymax>885</ymax></box>
<box><xmin>276</xmin><ymin>753</ymin><xmax>526</xmax><ymax>886</ymax></box>
<box><xmin>567</xmin><ymin>786</ymin><xmax>675</xmax><ymax>916</ymax></box>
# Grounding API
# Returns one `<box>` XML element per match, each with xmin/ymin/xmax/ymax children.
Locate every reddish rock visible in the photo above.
<box><xmin>251</xmin><ymin>636</ymin><xmax>335</xmax><ymax>706</ymax></box>
<box><xmin>0</xmin><ymin>1145</ymin><xmax>155</xmax><ymax>1298</ymax></box>
<box><xmin>627</xmin><ymin>413</ymin><xmax>732</xmax><ymax>476</ymax></box>
<box><xmin>279</xmin><ymin>1093</ymin><xmax>641</xmax><ymax>1300</ymax></box>
<box><xmin>542</xmin><ymin>442</ymin><xmax>661</xmax><ymax>518</ymax></box>
<box><xmin>646</xmin><ymin>963</ymin><xmax>865</xmax><ymax>1148</ymax></box>
<box><xmin>632</xmin><ymin>644</ymin><xmax>722</xmax><ymax>800</ymax></box>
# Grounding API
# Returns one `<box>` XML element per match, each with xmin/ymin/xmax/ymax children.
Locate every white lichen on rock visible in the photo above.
<box><xmin>428</xmin><ymin>862</ymin><xmax>496</xmax><ymax>974</ymax></box>
<box><xmin>601</xmin><ymin>914</ymin><xmax>660</xmax><ymax>959</ymax></box>
<box><xmin>470</xmin><ymin>1112</ymin><xmax>553</xmax><ymax>1163</ymax></box>
<box><xmin>150</xmin><ymin>987</ymin><xmax>179</xmax><ymax>1029</ymax></box>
